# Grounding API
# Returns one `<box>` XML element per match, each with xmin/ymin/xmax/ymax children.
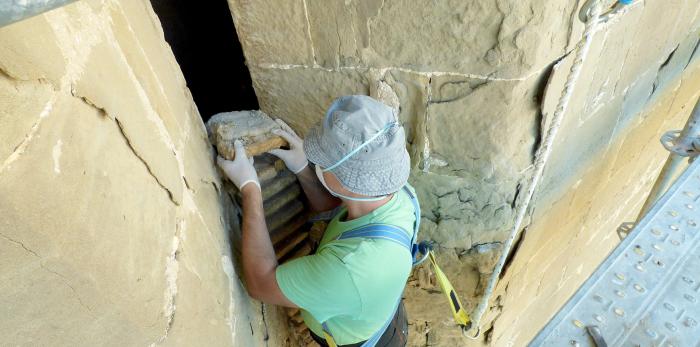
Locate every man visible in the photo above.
<box><xmin>217</xmin><ymin>95</ymin><xmax>416</xmax><ymax>347</ymax></box>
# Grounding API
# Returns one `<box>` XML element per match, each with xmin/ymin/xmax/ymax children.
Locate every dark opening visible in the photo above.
<box><xmin>150</xmin><ymin>0</ymin><xmax>258</xmax><ymax>122</ymax></box>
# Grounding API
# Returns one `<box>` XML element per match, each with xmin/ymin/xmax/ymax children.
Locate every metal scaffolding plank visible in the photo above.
<box><xmin>531</xmin><ymin>159</ymin><xmax>700</xmax><ymax>346</ymax></box>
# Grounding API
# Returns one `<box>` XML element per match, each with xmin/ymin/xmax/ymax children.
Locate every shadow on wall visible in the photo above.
<box><xmin>150</xmin><ymin>0</ymin><xmax>258</xmax><ymax>121</ymax></box>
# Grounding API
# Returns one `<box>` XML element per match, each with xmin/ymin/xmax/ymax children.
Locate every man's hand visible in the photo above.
<box><xmin>269</xmin><ymin>119</ymin><xmax>338</xmax><ymax>211</ymax></box>
<box><xmin>217</xmin><ymin>140</ymin><xmax>260</xmax><ymax>191</ymax></box>
<box><xmin>268</xmin><ymin>119</ymin><xmax>308</xmax><ymax>174</ymax></box>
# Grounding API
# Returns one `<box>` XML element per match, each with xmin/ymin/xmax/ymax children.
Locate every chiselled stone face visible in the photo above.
<box><xmin>226</xmin><ymin>0</ymin><xmax>700</xmax><ymax>344</ymax></box>
<box><xmin>0</xmin><ymin>2</ymin><xmax>285</xmax><ymax>346</ymax></box>
<box><xmin>3</xmin><ymin>0</ymin><xmax>700</xmax><ymax>346</ymax></box>
<box><xmin>206</xmin><ymin>110</ymin><xmax>288</xmax><ymax>160</ymax></box>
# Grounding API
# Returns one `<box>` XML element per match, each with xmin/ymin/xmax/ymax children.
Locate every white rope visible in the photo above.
<box><xmin>465</xmin><ymin>1</ymin><xmax>603</xmax><ymax>338</ymax></box>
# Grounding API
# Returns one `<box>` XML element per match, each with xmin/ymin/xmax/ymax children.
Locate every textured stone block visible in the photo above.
<box><xmin>0</xmin><ymin>15</ymin><xmax>65</xmax><ymax>85</ymax></box>
<box><xmin>425</xmin><ymin>74</ymin><xmax>541</xmax><ymax>179</ymax></box>
<box><xmin>326</xmin><ymin>0</ymin><xmax>574</xmax><ymax>76</ymax></box>
<box><xmin>74</xmin><ymin>38</ymin><xmax>184</xmax><ymax>205</ymax></box>
<box><xmin>0</xmin><ymin>76</ymin><xmax>54</xmax><ymax>165</ymax></box>
<box><xmin>410</xmin><ymin>172</ymin><xmax>516</xmax><ymax>249</ymax></box>
<box><xmin>206</xmin><ymin>110</ymin><xmax>288</xmax><ymax>160</ymax></box>
<box><xmin>0</xmin><ymin>2</ymin><xmax>265</xmax><ymax>345</ymax></box>
<box><xmin>250</xmin><ymin>66</ymin><xmax>369</xmax><ymax>135</ymax></box>
<box><xmin>226</xmin><ymin>0</ymin><xmax>313</xmax><ymax>65</ymax></box>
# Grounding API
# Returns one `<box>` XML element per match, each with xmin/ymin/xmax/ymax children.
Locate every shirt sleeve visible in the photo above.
<box><xmin>275</xmin><ymin>248</ymin><xmax>362</xmax><ymax>323</ymax></box>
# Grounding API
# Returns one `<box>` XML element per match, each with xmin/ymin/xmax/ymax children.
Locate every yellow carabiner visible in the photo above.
<box><xmin>427</xmin><ymin>251</ymin><xmax>471</xmax><ymax>328</ymax></box>
<box><xmin>323</xmin><ymin>332</ymin><xmax>338</xmax><ymax>347</ymax></box>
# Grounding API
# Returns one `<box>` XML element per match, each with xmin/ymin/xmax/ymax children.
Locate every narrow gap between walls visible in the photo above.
<box><xmin>150</xmin><ymin>0</ymin><xmax>258</xmax><ymax>122</ymax></box>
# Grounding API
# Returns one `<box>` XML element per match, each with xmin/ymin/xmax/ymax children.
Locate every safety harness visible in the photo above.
<box><xmin>319</xmin><ymin>185</ymin><xmax>471</xmax><ymax>347</ymax></box>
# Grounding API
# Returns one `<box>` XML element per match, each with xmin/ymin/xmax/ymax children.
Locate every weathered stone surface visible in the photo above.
<box><xmin>537</xmin><ymin>2</ymin><xmax>700</xmax><ymax>204</ymax></box>
<box><xmin>75</xmin><ymin>38</ymin><xmax>185</xmax><ymax>205</ymax></box>
<box><xmin>382</xmin><ymin>70</ymin><xmax>430</xmax><ymax>167</ymax></box>
<box><xmin>490</xmin><ymin>62</ymin><xmax>700</xmax><ymax>346</ymax></box>
<box><xmin>107</xmin><ymin>1</ymin><xmax>190</xmax><ymax>150</ymax></box>
<box><xmin>411</xmin><ymin>172</ymin><xmax>516</xmax><ymax>249</ymax></box>
<box><xmin>206</xmin><ymin>110</ymin><xmax>288</xmax><ymax>160</ymax></box>
<box><xmin>250</xmin><ymin>66</ymin><xmax>370</xmax><ymax>134</ymax></box>
<box><xmin>425</xmin><ymin>74</ymin><xmax>540</xmax><ymax>177</ymax></box>
<box><xmin>228</xmin><ymin>0</ymin><xmax>700</xmax><ymax>345</ymax></box>
<box><xmin>367</xmin><ymin>0</ymin><xmax>577</xmax><ymax>77</ymax></box>
<box><xmin>0</xmin><ymin>15</ymin><xmax>65</xmax><ymax>85</ymax></box>
<box><xmin>283</xmin><ymin>0</ymin><xmax>578</xmax><ymax>78</ymax></box>
<box><xmin>226</xmin><ymin>0</ymin><xmax>313</xmax><ymax>66</ymax></box>
<box><xmin>0</xmin><ymin>77</ymin><xmax>54</xmax><ymax>165</ymax></box>
<box><xmin>1</xmin><ymin>93</ymin><xmax>175</xmax><ymax>345</ymax></box>
<box><xmin>0</xmin><ymin>1</ymin><xmax>265</xmax><ymax>346</ymax></box>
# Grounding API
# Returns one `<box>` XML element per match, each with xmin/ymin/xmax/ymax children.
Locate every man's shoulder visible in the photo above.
<box><xmin>369</xmin><ymin>189</ymin><xmax>416</xmax><ymax>233</ymax></box>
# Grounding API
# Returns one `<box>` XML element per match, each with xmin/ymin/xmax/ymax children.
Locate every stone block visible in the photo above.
<box><xmin>249</xmin><ymin>66</ymin><xmax>369</xmax><ymax>135</ymax></box>
<box><xmin>425</xmin><ymin>74</ymin><xmax>540</xmax><ymax>178</ymax></box>
<box><xmin>0</xmin><ymin>93</ymin><xmax>175</xmax><ymax>343</ymax></box>
<box><xmin>74</xmin><ymin>38</ymin><xmax>184</xmax><ymax>205</ymax></box>
<box><xmin>206</xmin><ymin>110</ymin><xmax>288</xmax><ymax>160</ymax></box>
<box><xmin>0</xmin><ymin>76</ymin><xmax>54</xmax><ymax>165</ymax></box>
<box><xmin>0</xmin><ymin>15</ymin><xmax>65</xmax><ymax>85</ymax></box>
<box><xmin>366</xmin><ymin>0</ymin><xmax>576</xmax><ymax>77</ymax></box>
<box><xmin>227</xmin><ymin>0</ymin><xmax>313</xmax><ymax>65</ymax></box>
<box><xmin>411</xmin><ymin>172</ymin><xmax>516</xmax><ymax>249</ymax></box>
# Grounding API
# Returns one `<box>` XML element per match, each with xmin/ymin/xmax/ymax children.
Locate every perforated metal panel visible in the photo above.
<box><xmin>531</xmin><ymin>159</ymin><xmax>700</xmax><ymax>346</ymax></box>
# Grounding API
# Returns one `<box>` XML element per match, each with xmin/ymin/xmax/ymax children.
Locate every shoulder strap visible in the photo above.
<box><xmin>402</xmin><ymin>185</ymin><xmax>421</xmax><ymax>246</ymax></box>
<box><xmin>336</xmin><ymin>223</ymin><xmax>412</xmax><ymax>252</ymax></box>
<box><xmin>322</xmin><ymin>186</ymin><xmax>421</xmax><ymax>347</ymax></box>
<box><xmin>335</xmin><ymin>186</ymin><xmax>420</xmax><ymax>252</ymax></box>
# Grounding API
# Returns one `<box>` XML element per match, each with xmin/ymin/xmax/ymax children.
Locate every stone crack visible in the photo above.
<box><xmin>114</xmin><ymin>118</ymin><xmax>179</xmax><ymax>205</ymax></box>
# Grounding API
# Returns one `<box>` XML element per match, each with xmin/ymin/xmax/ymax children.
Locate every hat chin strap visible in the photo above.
<box><xmin>315</xmin><ymin>165</ymin><xmax>387</xmax><ymax>202</ymax></box>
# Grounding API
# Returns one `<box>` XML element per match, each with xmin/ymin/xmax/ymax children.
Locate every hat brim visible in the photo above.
<box><xmin>304</xmin><ymin>125</ymin><xmax>411</xmax><ymax>196</ymax></box>
<box><xmin>304</xmin><ymin>124</ymin><xmax>335</xmax><ymax>169</ymax></box>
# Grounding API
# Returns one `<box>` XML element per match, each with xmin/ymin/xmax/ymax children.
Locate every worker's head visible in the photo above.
<box><xmin>304</xmin><ymin>95</ymin><xmax>410</xmax><ymax>201</ymax></box>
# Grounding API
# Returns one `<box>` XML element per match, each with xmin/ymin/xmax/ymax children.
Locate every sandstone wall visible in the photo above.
<box><xmin>491</xmin><ymin>60</ymin><xmax>700</xmax><ymax>346</ymax></box>
<box><xmin>227</xmin><ymin>0</ymin><xmax>700</xmax><ymax>345</ymax></box>
<box><xmin>0</xmin><ymin>1</ymin><xmax>274</xmax><ymax>346</ymax></box>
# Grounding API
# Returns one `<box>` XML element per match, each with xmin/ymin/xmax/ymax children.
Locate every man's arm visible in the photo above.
<box><xmin>239</xmin><ymin>184</ymin><xmax>298</xmax><ymax>307</ymax></box>
<box><xmin>217</xmin><ymin>140</ymin><xmax>297</xmax><ymax>307</ymax></box>
<box><xmin>295</xmin><ymin>165</ymin><xmax>341</xmax><ymax>213</ymax></box>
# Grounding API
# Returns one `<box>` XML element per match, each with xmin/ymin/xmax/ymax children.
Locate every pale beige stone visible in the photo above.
<box><xmin>227</xmin><ymin>0</ymin><xmax>700</xmax><ymax>344</ymax></box>
<box><xmin>250</xmin><ymin>66</ymin><xmax>370</xmax><ymax>135</ymax></box>
<box><xmin>0</xmin><ymin>15</ymin><xmax>65</xmax><ymax>85</ymax></box>
<box><xmin>206</xmin><ymin>110</ymin><xmax>288</xmax><ymax>160</ymax></box>
<box><xmin>3</xmin><ymin>0</ymin><xmax>700</xmax><ymax>345</ymax></box>
<box><xmin>226</xmin><ymin>0</ymin><xmax>313</xmax><ymax>66</ymax></box>
<box><xmin>0</xmin><ymin>1</ymin><xmax>264</xmax><ymax>346</ymax></box>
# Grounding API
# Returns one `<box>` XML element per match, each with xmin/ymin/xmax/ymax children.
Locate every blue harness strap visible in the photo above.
<box><xmin>337</xmin><ymin>186</ymin><xmax>422</xmax><ymax>260</ymax></box>
<box><xmin>336</xmin><ymin>224</ymin><xmax>412</xmax><ymax>248</ymax></box>
<box><xmin>322</xmin><ymin>185</ymin><xmax>424</xmax><ymax>347</ymax></box>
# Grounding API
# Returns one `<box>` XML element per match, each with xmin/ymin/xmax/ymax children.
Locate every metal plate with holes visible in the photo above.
<box><xmin>530</xmin><ymin>159</ymin><xmax>700</xmax><ymax>346</ymax></box>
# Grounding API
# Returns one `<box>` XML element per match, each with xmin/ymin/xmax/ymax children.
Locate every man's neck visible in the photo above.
<box><xmin>343</xmin><ymin>194</ymin><xmax>394</xmax><ymax>220</ymax></box>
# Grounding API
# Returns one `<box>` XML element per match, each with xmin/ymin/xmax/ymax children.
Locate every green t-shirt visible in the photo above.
<box><xmin>275</xmin><ymin>187</ymin><xmax>416</xmax><ymax>345</ymax></box>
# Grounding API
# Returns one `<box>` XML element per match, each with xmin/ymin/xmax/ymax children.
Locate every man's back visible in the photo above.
<box><xmin>276</xmin><ymin>186</ymin><xmax>416</xmax><ymax>345</ymax></box>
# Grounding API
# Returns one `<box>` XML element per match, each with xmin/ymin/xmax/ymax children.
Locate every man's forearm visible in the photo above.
<box><xmin>296</xmin><ymin>166</ymin><xmax>340</xmax><ymax>212</ymax></box>
<box><xmin>240</xmin><ymin>184</ymin><xmax>278</xmax><ymax>295</ymax></box>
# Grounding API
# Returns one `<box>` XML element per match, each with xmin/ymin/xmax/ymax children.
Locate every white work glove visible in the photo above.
<box><xmin>268</xmin><ymin>119</ymin><xmax>309</xmax><ymax>174</ymax></box>
<box><xmin>217</xmin><ymin>140</ymin><xmax>260</xmax><ymax>191</ymax></box>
